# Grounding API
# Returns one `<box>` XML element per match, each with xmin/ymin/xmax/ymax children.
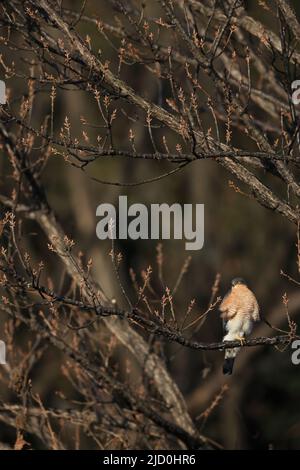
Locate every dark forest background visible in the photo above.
<box><xmin>1</xmin><ymin>0</ymin><xmax>300</xmax><ymax>450</ymax></box>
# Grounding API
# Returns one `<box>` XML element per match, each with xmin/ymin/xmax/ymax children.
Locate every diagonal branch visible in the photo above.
<box><xmin>0</xmin><ymin>122</ymin><xmax>197</xmax><ymax>439</ymax></box>
<box><xmin>26</xmin><ymin>0</ymin><xmax>298</xmax><ymax>225</ymax></box>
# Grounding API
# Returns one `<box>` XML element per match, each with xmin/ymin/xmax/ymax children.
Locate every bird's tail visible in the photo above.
<box><xmin>223</xmin><ymin>356</ymin><xmax>235</xmax><ymax>375</ymax></box>
<box><xmin>222</xmin><ymin>341</ymin><xmax>240</xmax><ymax>375</ymax></box>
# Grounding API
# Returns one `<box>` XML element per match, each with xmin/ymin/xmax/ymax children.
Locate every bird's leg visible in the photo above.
<box><xmin>235</xmin><ymin>334</ymin><xmax>246</xmax><ymax>346</ymax></box>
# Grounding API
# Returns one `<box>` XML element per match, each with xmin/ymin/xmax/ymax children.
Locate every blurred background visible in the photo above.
<box><xmin>1</xmin><ymin>0</ymin><xmax>300</xmax><ymax>450</ymax></box>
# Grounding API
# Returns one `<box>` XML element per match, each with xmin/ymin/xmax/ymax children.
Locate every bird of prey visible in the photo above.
<box><xmin>219</xmin><ymin>278</ymin><xmax>260</xmax><ymax>375</ymax></box>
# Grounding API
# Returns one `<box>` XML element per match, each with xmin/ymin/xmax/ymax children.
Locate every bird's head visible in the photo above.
<box><xmin>231</xmin><ymin>277</ymin><xmax>246</xmax><ymax>287</ymax></box>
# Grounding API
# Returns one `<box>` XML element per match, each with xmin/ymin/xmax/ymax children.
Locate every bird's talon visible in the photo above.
<box><xmin>235</xmin><ymin>335</ymin><xmax>246</xmax><ymax>346</ymax></box>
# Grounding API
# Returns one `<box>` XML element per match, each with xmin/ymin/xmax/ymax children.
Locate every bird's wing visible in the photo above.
<box><xmin>251</xmin><ymin>295</ymin><xmax>260</xmax><ymax>322</ymax></box>
<box><xmin>219</xmin><ymin>290</ymin><xmax>238</xmax><ymax>321</ymax></box>
<box><xmin>222</xmin><ymin>317</ymin><xmax>228</xmax><ymax>335</ymax></box>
